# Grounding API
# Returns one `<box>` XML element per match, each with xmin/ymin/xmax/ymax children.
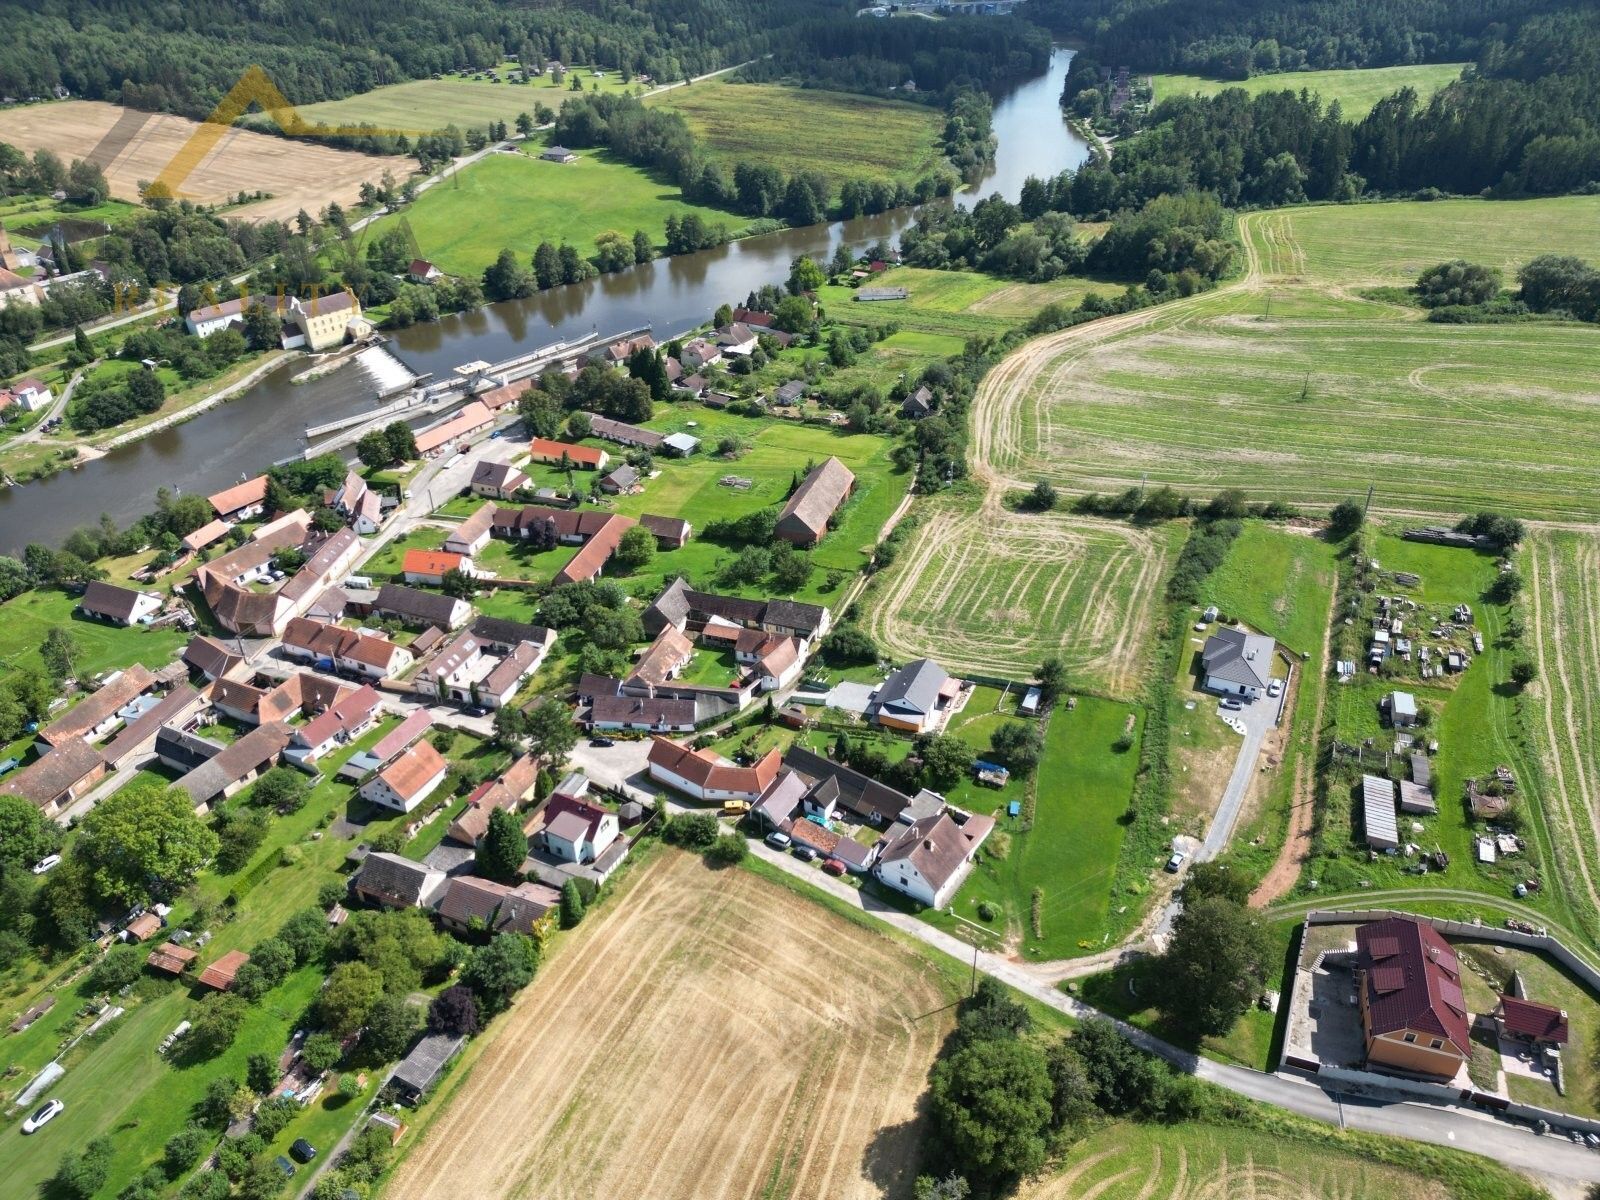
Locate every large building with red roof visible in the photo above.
<box><xmin>1355</xmin><ymin>916</ymin><xmax>1472</xmax><ymax>1078</ymax></box>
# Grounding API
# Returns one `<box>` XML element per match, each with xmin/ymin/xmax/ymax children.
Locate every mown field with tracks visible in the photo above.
<box><xmin>862</xmin><ymin>492</ymin><xmax>1180</xmax><ymax>695</ymax></box>
<box><xmin>382</xmin><ymin>851</ymin><xmax>954</xmax><ymax>1200</ymax></box>
<box><xmin>978</xmin><ymin>199</ymin><xmax>1600</xmax><ymax>520</ymax></box>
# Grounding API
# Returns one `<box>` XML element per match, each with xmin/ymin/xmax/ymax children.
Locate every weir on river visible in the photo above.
<box><xmin>0</xmin><ymin>48</ymin><xmax>1086</xmax><ymax>552</ymax></box>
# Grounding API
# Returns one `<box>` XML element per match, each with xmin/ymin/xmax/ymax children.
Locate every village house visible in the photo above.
<box><xmin>184</xmin><ymin>293</ymin><xmax>292</xmax><ymax>339</ymax></box>
<box><xmin>527</xmin><ymin>437</ymin><xmax>608</xmax><ymax>471</ymax></box>
<box><xmin>360</xmin><ymin>740</ymin><xmax>450</xmax><ymax>813</ymax></box>
<box><xmin>412</xmin><ymin>624</ymin><xmax>554</xmax><ymax>709</ymax></box>
<box><xmin>36</xmin><ymin>664</ymin><xmax>157</xmax><ymax>751</ymax></box>
<box><xmin>78</xmin><ymin>580</ymin><xmax>162</xmax><ymax>627</ymax></box>
<box><xmin>207</xmin><ymin>474</ymin><xmax>270</xmax><ymax>521</ymax></box>
<box><xmin>0</xmin><ymin>739</ymin><xmax>107</xmax><ymax>817</ymax></box>
<box><xmin>678</xmin><ymin>337</ymin><xmax>721</xmax><ymax>371</ymax></box>
<box><xmin>371</xmin><ymin>584</ymin><xmax>471</xmax><ymax>630</ymax></box>
<box><xmin>353</xmin><ymin>852</ymin><xmax>449</xmax><ymax>910</ymax></box>
<box><xmin>443</xmin><ymin>502</ymin><xmax>496</xmax><ymax>557</ymax></box>
<box><xmin>284</xmin><ymin>685</ymin><xmax>383</xmax><ymax>766</ymax></box>
<box><xmin>0</xmin><ymin>266</ymin><xmax>41</xmax><ymax>309</ymax></box>
<box><xmin>581</xmin><ymin>412</ymin><xmax>663</xmax><ymax>450</ymax></box>
<box><xmin>1354</xmin><ymin>916</ymin><xmax>1471</xmax><ymax>1078</ymax></box>
<box><xmin>775</xmin><ymin>457</ymin><xmax>855</xmax><ymax>546</ymax></box>
<box><xmin>601</xmin><ymin>335</ymin><xmax>655</xmax><ymax>365</ymax></box>
<box><xmin>407</xmin><ymin>259</ymin><xmax>442</xmax><ymax>283</ymax></box>
<box><xmin>101</xmin><ymin>684</ymin><xmax>205</xmax><ymax>773</ymax></box>
<box><xmin>330</xmin><ymin>469</ymin><xmax>383</xmax><ymax>534</ymax></box>
<box><xmin>713</xmin><ymin>323</ymin><xmax>759</xmax><ymax>356</ymax></box>
<box><xmin>901</xmin><ymin>385</ymin><xmax>933</xmax><ymax>419</ymax></box>
<box><xmin>871</xmin><ymin>657</ymin><xmax>956</xmax><ymax>733</ymax></box>
<box><xmin>639</xmin><ymin>513</ymin><xmax>691</xmax><ymax>549</ymax></box>
<box><xmin>445</xmin><ymin>780</ymin><xmax>519</xmax><ymax>847</ymax></box>
<box><xmin>773</xmin><ymin>379</ymin><xmax>807</xmax><ymax>407</ymax></box>
<box><xmin>181</xmin><ymin>519</ymin><xmax>231</xmax><ymax>555</ymax></box>
<box><xmin>470</xmin><ymin>460</ymin><xmax>530</xmax><ymax>500</ymax></box>
<box><xmin>0</xmin><ymin>377</ymin><xmax>52</xmax><ymax>412</ymax></box>
<box><xmin>642</xmin><ymin>577</ymin><xmax>830</xmax><ymax>643</ymax></box>
<box><xmin>873</xmin><ymin>808</ymin><xmax>995</xmax><ymax>910</ymax></box>
<box><xmin>175</xmin><ymin>721</ymin><xmax>295</xmax><ymax>810</ymax></box>
<box><xmin>646</xmin><ymin>737</ymin><xmax>782</xmax><ymax>803</ymax></box>
<box><xmin>1200</xmin><ymin>627</ymin><xmax>1276</xmax><ymax>699</ymax></box>
<box><xmin>281</xmin><ymin>617</ymin><xmax>413</xmax><ymax>680</ymax></box>
<box><xmin>415</xmin><ymin>400</ymin><xmax>493</xmax><ymax>458</ymax></box>
<box><xmin>734</xmin><ymin>630</ymin><xmax>804</xmax><ymax>692</ymax></box>
<box><xmin>584</xmin><ymin>691</ymin><xmax>698</xmax><ymax>733</ymax></box>
<box><xmin>436</xmin><ymin>877</ymin><xmax>558</xmax><ymax>937</ymax></box>
<box><xmin>402</xmin><ymin>549</ymin><xmax>470</xmax><ymax>586</ymax></box>
<box><xmin>339</xmin><ymin>709</ymin><xmax>433</xmax><ymax>781</ymax></box>
<box><xmin>600</xmin><ymin>463</ymin><xmax>640</xmax><ymax>495</ymax></box>
<box><xmin>536</xmin><ymin>793</ymin><xmax>620</xmax><ymax>864</ymax></box>
<box><xmin>540</xmin><ymin>145</ymin><xmax>579</xmax><ymax>164</ymax></box>
<box><xmin>781</xmin><ymin>746</ymin><xmax>936</xmax><ymax>828</ymax></box>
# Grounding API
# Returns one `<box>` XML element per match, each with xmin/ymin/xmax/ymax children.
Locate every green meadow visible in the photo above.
<box><xmin>373</xmin><ymin>140</ymin><xmax>743</xmax><ymax>276</ymax></box>
<box><xmin>1152</xmin><ymin>62</ymin><xmax>1466</xmax><ymax>119</ymax></box>
<box><xmin>648</xmin><ymin>79</ymin><xmax>946</xmax><ymax>192</ymax></box>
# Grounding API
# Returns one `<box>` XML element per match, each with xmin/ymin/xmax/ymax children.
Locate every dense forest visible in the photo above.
<box><xmin>0</xmin><ymin>0</ymin><xmax>851</xmax><ymax>117</ymax></box>
<box><xmin>1055</xmin><ymin>11</ymin><xmax>1600</xmax><ymax>206</ymax></box>
<box><xmin>1030</xmin><ymin>0</ymin><xmax>1574</xmax><ymax>77</ymax></box>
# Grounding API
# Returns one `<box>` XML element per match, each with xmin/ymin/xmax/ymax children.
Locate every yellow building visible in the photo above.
<box><xmin>291</xmin><ymin>289</ymin><xmax>363</xmax><ymax>351</ymax></box>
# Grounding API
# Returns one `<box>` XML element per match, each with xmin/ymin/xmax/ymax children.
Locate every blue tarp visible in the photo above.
<box><xmin>1007</xmin><ymin>801</ymin><xmax>1021</xmax><ymax>817</ymax></box>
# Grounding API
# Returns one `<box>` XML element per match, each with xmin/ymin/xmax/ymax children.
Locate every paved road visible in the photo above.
<box><xmin>1197</xmin><ymin>687</ymin><xmax>1281</xmax><ymax>862</ymax></box>
<box><xmin>743</xmin><ymin>837</ymin><xmax>1600</xmax><ymax>1184</ymax></box>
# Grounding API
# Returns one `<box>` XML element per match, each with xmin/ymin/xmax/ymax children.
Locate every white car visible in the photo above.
<box><xmin>1165</xmin><ymin>850</ymin><xmax>1188</xmax><ymax>874</ymax></box>
<box><xmin>22</xmin><ymin>1099</ymin><xmax>64</xmax><ymax>1133</ymax></box>
<box><xmin>31</xmin><ymin>854</ymin><xmax>62</xmax><ymax>876</ymax></box>
<box><xmin>1268</xmin><ymin>679</ymin><xmax>1284</xmax><ymax>697</ymax></box>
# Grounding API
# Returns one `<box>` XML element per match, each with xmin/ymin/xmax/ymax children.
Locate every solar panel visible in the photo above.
<box><xmin>1438</xmin><ymin>978</ymin><xmax>1467</xmax><ymax>1015</ymax></box>
<box><xmin>1372</xmin><ymin>966</ymin><xmax>1406</xmax><ymax>994</ymax></box>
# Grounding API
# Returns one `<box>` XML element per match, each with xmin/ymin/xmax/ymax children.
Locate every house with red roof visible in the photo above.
<box><xmin>527</xmin><ymin>437</ymin><xmax>608</xmax><ymax>470</ymax></box>
<box><xmin>645</xmin><ymin>737</ymin><xmax>781</xmax><ymax>803</ymax></box>
<box><xmin>402</xmin><ymin>549</ymin><xmax>470</xmax><ymax>585</ymax></box>
<box><xmin>1492</xmin><ymin>994</ymin><xmax>1569</xmax><ymax>1051</ymax></box>
<box><xmin>1355</xmin><ymin>917</ymin><xmax>1472</xmax><ymax>1078</ymax></box>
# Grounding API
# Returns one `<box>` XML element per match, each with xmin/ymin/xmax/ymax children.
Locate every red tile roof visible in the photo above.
<box><xmin>1498</xmin><ymin>995</ymin><xmax>1569</xmax><ymax>1044</ymax></box>
<box><xmin>403</xmin><ymin>549</ymin><xmax>465</xmax><ymax>578</ymax></box>
<box><xmin>198</xmin><ymin>949</ymin><xmax>250</xmax><ymax>990</ymax></box>
<box><xmin>528</xmin><ymin>437</ymin><xmax>606</xmax><ymax>467</ymax></box>
<box><xmin>378</xmin><ymin>740</ymin><xmax>448</xmax><ymax>804</ymax></box>
<box><xmin>646</xmin><ymin>737</ymin><xmax>781</xmax><ymax>796</ymax></box>
<box><xmin>1356</xmin><ymin>917</ymin><xmax>1471</xmax><ymax>1051</ymax></box>
<box><xmin>207</xmin><ymin>474</ymin><xmax>269</xmax><ymax>516</ymax></box>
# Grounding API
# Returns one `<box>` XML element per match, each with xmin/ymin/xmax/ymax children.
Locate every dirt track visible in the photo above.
<box><xmin>0</xmin><ymin>100</ymin><xmax>396</xmax><ymax>222</ymax></box>
<box><xmin>383</xmin><ymin>852</ymin><xmax>953</xmax><ymax>1200</ymax></box>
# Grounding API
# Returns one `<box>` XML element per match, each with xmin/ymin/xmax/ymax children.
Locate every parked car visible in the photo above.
<box><xmin>589</xmin><ymin>736</ymin><xmax>615</xmax><ymax>748</ymax></box>
<box><xmin>765</xmin><ymin>831</ymin><xmax>791</xmax><ymax>849</ymax></box>
<box><xmin>821</xmin><ymin>858</ymin><xmax>846</xmax><ymax>877</ymax></box>
<box><xmin>22</xmin><ymin>1099</ymin><xmax>64</xmax><ymax>1133</ymax></box>
<box><xmin>463</xmin><ymin>705</ymin><xmax>489</xmax><ymax>717</ymax></box>
<box><xmin>0</xmin><ymin>756</ymin><xmax>19</xmax><ymax>776</ymax></box>
<box><xmin>31</xmin><ymin>854</ymin><xmax>62</xmax><ymax>875</ymax></box>
<box><xmin>792</xmin><ymin>845</ymin><xmax>817</xmax><ymax>862</ymax></box>
<box><xmin>290</xmin><ymin>1139</ymin><xmax>317</xmax><ymax>1163</ymax></box>
<box><xmin>1164</xmin><ymin>850</ymin><xmax>1188</xmax><ymax>874</ymax></box>
<box><xmin>1268</xmin><ymin>678</ymin><xmax>1284</xmax><ymax>697</ymax></box>
<box><xmin>721</xmin><ymin>801</ymin><xmax>750</xmax><ymax>817</ymax></box>
<box><xmin>1220</xmin><ymin>698</ymin><xmax>1243</xmax><ymax>711</ymax></box>
<box><xmin>273</xmin><ymin>1156</ymin><xmax>297</xmax><ymax>1178</ymax></box>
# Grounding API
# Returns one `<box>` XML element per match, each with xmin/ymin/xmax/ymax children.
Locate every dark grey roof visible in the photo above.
<box><xmin>81</xmin><ymin>580</ymin><xmax>148</xmax><ymax>622</ymax></box>
<box><xmin>155</xmin><ymin>725</ymin><xmax>225</xmax><ymax>772</ymax></box>
<box><xmin>470</xmin><ymin>614</ymin><xmax>552</xmax><ymax>651</ymax></box>
<box><xmin>389</xmin><ymin>1032</ymin><xmax>465</xmax><ymax>1098</ymax></box>
<box><xmin>782</xmin><ymin>747</ymin><xmax>911</xmax><ymax>824</ymax></box>
<box><xmin>760</xmin><ymin>598</ymin><xmax>828</xmax><ymax>637</ymax></box>
<box><xmin>355</xmin><ymin>852</ymin><xmax>443</xmax><ymax>908</ymax></box>
<box><xmin>590</xmin><ymin>693</ymin><xmax>697</xmax><ymax>726</ymax></box>
<box><xmin>374</xmin><ymin>584</ymin><xmax>465</xmax><ymax>627</ymax></box>
<box><xmin>643</xmin><ymin>577</ymin><xmax>693</xmax><ymax>634</ymax></box>
<box><xmin>1201</xmin><ymin>627</ymin><xmax>1275</xmax><ymax>690</ymax></box>
<box><xmin>875</xmin><ymin>657</ymin><xmax>948</xmax><ymax>718</ymax></box>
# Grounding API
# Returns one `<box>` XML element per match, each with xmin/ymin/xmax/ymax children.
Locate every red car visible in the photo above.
<box><xmin>821</xmin><ymin>858</ymin><xmax>846</xmax><ymax>876</ymax></box>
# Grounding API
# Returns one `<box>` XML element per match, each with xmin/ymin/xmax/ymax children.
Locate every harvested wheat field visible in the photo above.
<box><xmin>384</xmin><ymin>851</ymin><xmax>954</xmax><ymax>1200</ymax></box>
<box><xmin>864</xmin><ymin>494</ymin><xmax>1180</xmax><ymax>696</ymax></box>
<box><xmin>0</xmin><ymin>100</ymin><xmax>397</xmax><ymax>222</ymax></box>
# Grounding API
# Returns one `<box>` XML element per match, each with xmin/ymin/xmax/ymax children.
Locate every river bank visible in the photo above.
<box><xmin>0</xmin><ymin>48</ymin><xmax>1088</xmax><ymax>552</ymax></box>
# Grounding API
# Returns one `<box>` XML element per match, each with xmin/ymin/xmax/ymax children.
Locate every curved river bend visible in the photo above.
<box><xmin>0</xmin><ymin>49</ymin><xmax>1086</xmax><ymax>551</ymax></box>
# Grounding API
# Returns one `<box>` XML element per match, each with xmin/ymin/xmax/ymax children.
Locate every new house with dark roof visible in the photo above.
<box><xmin>871</xmin><ymin>657</ymin><xmax>956</xmax><ymax>733</ymax></box>
<box><xmin>775</xmin><ymin>456</ymin><xmax>854</xmax><ymax>546</ymax></box>
<box><xmin>1355</xmin><ymin>917</ymin><xmax>1471</xmax><ymax>1078</ymax></box>
<box><xmin>1200</xmin><ymin>627</ymin><xmax>1277</xmax><ymax>699</ymax></box>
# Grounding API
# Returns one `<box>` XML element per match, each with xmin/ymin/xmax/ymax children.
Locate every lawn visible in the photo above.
<box><xmin>1248</xmin><ymin>195</ymin><xmax>1600</xmax><ymax>286</ymax></box>
<box><xmin>0</xmin><ymin>192</ymin><xmax>140</xmax><ymax>244</ymax></box>
<box><xmin>931</xmin><ymin>694</ymin><xmax>1143</xmax><ymax>960</ymax></box>
<box><xmin>1203</xmin><ymin>522</ymin><xmax>1340</xmax><ymax>655</ymax></box>
<box><xmin>861</xmin><ymin>491</ymin><xmax>1181</xmax><ymax>695</ymax></box>
<box><xmin>0</xmin><ymin>586</ymin><xmax>187</xmax><ymax>679</ymax></box>
<box><xmin>648</xmin><ymin>79</ymin><xmax>945</xmax><ymax>194</ymax></box>
<box><xmin>820</xmin><ymin>266</ymin><xmax>1120</xmax><ymax>344</ymax></box>
<box><xmin>1020</xmin><ymin>1116</ymin><xmax>1522</xmax><ymax>1200</ymax></box>
<box><xmin>369</xmin><ymin>139</ymin><xmax>744</xmax><ymax>277</ymax></box>
<box><xmin>1151</xmin><ymin>62</ymin><xmax>1466</xmax><ymax>119</ymax></box>
<box><xmin>278</xmin><ymin>64</ymin><xmax>640</xmax><ymax>135</ymax></box>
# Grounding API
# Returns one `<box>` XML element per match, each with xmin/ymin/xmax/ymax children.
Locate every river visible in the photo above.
<box><xmin>0</xmin><ymin>47</ymin><xmax>1086</xmax><ymax>552</ymax></box>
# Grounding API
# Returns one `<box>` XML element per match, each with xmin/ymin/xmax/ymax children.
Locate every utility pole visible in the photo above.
<box><xmin>1363</xmin><ymin>482</ymin><xmax>1375</xmax><ymax>517</ymax></box>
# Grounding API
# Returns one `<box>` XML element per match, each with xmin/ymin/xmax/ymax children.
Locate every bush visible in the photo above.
<box><xmin>663</xmin><ymin>811</ymin><xmax>719</xmax><ymax>848</ymax></box>
<box><xmin>252</xmin><ymin>1095</ymin><xmax>297</xmax><ymax>1140</ymax></box>
<box><xmin>559</xmin><ymin>879</ymin><xmax>586</xmax><ymax>929</ymax></box>
<box><xmin>84</xmin><ymin>942</ymin><xmax>145</xmax><ymax>993</ymax></box>
<box><xmin>705</xmin><ymin>833</ymin><xmax>748</xmax><ymax>867</ymax></box>
<box><xmin>162</xmin><ymin>1124</ymin><xmax>211</xmax><ymax>1179</ymax></box>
